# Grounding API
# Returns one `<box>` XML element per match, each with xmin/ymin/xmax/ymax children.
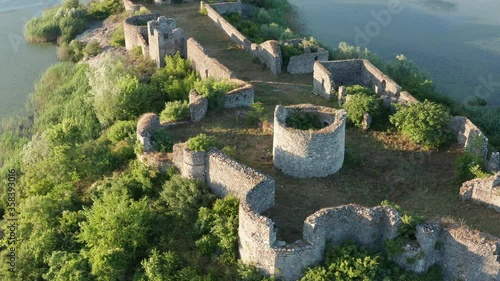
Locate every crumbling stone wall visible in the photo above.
<box><xmin>287</xmin><ymin>47</ymin><xmax>328</xmax><ymax>74</ymax></box>
<box><xmin>123</xmin><ymin>0</ymin><xmax>141</xmax><ymax>12</ymax></box>
<box><xmin>439</xmin><ymin>226</ymin><xmax>500</xmax><ymax>281</ymax></box>
<box><xmin>201</xmin><ymin>1</ymin><xmax>282</xmax><ymax>74</ymax></box>
<box><xmin>313</xmin><ymin>59</ymin><xmax>406</xmax><ymax>107</ymax></box>
<box><xmin>273</xmin><ymin>104</ymin><xmax>347</xmax><ymax>178</ymax></box>
<box><xmin>136</xmin><ymin>113</ymin><xmax>161</xmax><ymax>153</ymax></box>
<box><xmin>189</xmin><ymin>89</ymin><xmax>208</xmax><ymax>122</ymax></box>
<box><xmin>148</xmin><ymin>16</ymin><xmax>185</xmax><ymax>67</ymax></box>
<box><xmin>124</xmin><ymin>14</ymin><xmax>158</xmax><ymax>51</ymax></box>
<box><xmin>209</xmin><ymin>1</ymin><xmax>243</xmax><ymax>15</ymax></box>
<box><xmin>186</xmin><ymin>37</ymin><xmax>234</xmax><ymax>80</ymax></box>
<box><xmin>172</xmin><ymin>143</ymin><xmax>206</xmax><ymax>180</ymax></box>
<box><xmin>489</xmin><ymin>152</ymin><xmax>500</xmax><ymax>173</ymax></box>
<box><xmin>224</xmin><ymin>79</ymin><xmax>254</xmax><ymax>108</ymax></box>
<box><xmin>206</xmin><ymin>148</ymin><xmax>275</xmax><ymax>212</ymax></box>
<box><xmin>460</xmin><ymin>173</ymin><xmax>500</xmax><ymax>212</ymax></box>
<box><xmin>450</xmin><ymin>116</ymin><xmax>489</xmax><ymax>158</ymax></box>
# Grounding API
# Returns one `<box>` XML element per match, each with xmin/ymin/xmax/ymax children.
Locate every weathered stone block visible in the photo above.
<box><xmin>189</xmin><ymin>89</ymin><xmax>208</xmax><ymax>122</ymax></box>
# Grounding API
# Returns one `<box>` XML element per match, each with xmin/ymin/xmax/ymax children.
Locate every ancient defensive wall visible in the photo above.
<box><xmin>312</xmin><ymin>59</ymin><xmax>496</xmax><ymax>169</ymax></box>
<box><xmin>160</xmin><ymin>138</ymin><xmax>500</xmax><ymax>281</ymax></box>
<box><xmin>460</xmin><ymin>173</ymin><xmax>500</xmax><ymax>212</ymax></box>
<box><xmin>273</xmin><ymin>104</ymin><xmax>346</xmax><ymax>178</ymax></box>
<box><xmin>124</xmin><ymin>14</ymin><xmax>185</xmax><ymax>67</ymax></box>
<box><xmin>201</xmin><ymin>1</ymin><xmax>328</xmax><ymax>75</ymax></box>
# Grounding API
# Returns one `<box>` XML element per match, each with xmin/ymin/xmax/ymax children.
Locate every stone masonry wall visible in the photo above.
<box><xmin>273</xmin><ymin>104</ymin><xmax>347</xmax><ymax>178</ymax></box>
<box><xmin>224</xmin><ymin>79</ymin><xmax>254</xmax><ymax>108</ymax></box>
<box><xmin>450</xmin><ymin>116</ymin><xmax>489</xmax><ymax>158</ymax></box>
<box><xmin>140</xmin><ymin>124</ymin><xmax>500</xmax><ymax>280</ymax></box>
<box><xmin>460</xmin><ymin>173</ymin><xmax>500</xmax><ymax>212</ymax></box>
<box><xmin>123</xmin><ymin>0</ymin><xmax>141</xmax><ymax>12</ymax></box>
<box><xmin>287</xmin><ymin>47</ymin><xmax>329</xmax><ymax>74</ymax></box>
<box><xmin>124</xmin><ymin>14</ymin><xmax>158</xmax><ymax>51</ymax></box>
<box><xmin>202</xmin><ymin>1</ymin><xmax>282</xmax><ymax>74</ymax></box>
<box><xmin>439</xmin><ymin>226</ymin><xmax>500</xmax><ymax>281</ymax></box>
<box><xmin>148</xmin><ymin>16</ymin><xmax>185</xmax><ymax>67</ymax></box>
<box><xmin>186</xmin><ymin>37</ymin><xmax>234</xmax><ymax>80</ymax></box>
<box><xmin>312</xmin><ymin>59</ymin><xmax>405</xmax><ymax>106</ymax></box>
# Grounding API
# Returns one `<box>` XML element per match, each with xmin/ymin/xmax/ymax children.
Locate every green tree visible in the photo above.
<box><xmin>43</xmin><ymin>251</ymin><xmax>93</xmax><ymax>281</ymax></box>
<box><xmin>343</xmin><ymin>93</ymin><xmax>382</xmax><ymax>129</ymax></box>
<box><xmin>390</xmin><ymin>100</ymin><xmax>451</xmax><ymax>148</ymax></box>
<box><xmin>78</xmin><ymin>190</ymin><xmax>153</xmax><ymax>279</ymax></box>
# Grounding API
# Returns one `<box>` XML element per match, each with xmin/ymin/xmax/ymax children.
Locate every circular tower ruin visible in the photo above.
<box><xmin>273</xmin><ymin>104</ymin><xmax>347</xmax><ymax>178</ymax></box>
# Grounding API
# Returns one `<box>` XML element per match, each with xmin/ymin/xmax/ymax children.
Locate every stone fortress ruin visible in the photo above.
<box><xmin>124</xmin><ymin>1</ymin><xmax>500</xmax><ymax>280</ymax></box>
<box><xmin>273</xmin><ymin>104</ymin><xmax>347</xmax><ymax>178</ymax></box>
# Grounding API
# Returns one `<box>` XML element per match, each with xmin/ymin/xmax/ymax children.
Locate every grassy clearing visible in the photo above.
<box><xmin>147</xmin><ymin>2</ymin><xmax>500</xmax><ymax>243</ymax></box>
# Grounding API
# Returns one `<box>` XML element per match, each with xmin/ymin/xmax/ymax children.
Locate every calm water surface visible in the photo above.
<box><xmin>289</xmin><ymin>0</ymin><xmax>500</xmax><ymax>105</ymax></box>
<box><xmin>0</xmin><ymin>0</ymin><xmax>60</xmax><ymax>118</ymax></box>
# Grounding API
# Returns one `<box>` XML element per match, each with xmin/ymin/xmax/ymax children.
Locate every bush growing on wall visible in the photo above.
<box><xmin>160</xmin><ymin>100</ymin><xmax>190</xmax><ymax>123</ymax></box>
<box><xmin>286</xmin><ymin>110</ymin><xmax>324</xmax><ymax>130</ymax></box>
<box><xmin>186</xmin><ymin>134</ymin><xmax>218</xmax><ymax>152</ymax></box>
<box><xmin>390</xmin><ymin>100</ymin><xmax>451</xmax><ymax>148</ymax></box>
<box><xmin>194</xmin><ymin>78</ymin><xmax>237</xmax><ymax>110</ymax></box>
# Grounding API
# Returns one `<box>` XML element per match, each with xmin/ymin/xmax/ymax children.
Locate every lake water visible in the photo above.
<box><xmin>289</xmin><ymin>0</ymin><xmax>500</xmax><ymax>106</ymax></box>
<box><xmin>0</xmin><ymin>0</ymin><xmax>60</xmax><ymax>118</ymax></box>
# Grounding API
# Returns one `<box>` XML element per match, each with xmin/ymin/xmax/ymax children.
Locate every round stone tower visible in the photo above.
<box><xmin>272</xmin><ymin>104</ymin><xmax>347</xmax><ymax>178</ymax></box>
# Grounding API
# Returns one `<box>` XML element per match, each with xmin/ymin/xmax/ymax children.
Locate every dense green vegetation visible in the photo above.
<box><xmin>194</xmin><ymin>78</ymin><xmax>237</xmax><ymax>110</ymax></box>
<box><xmin>186</xmin><ymin>134</ymin><xmax>219</xmax><ymax>152</ymax></box>
<box><xmin>301</xmin><ymin>242</ymin><xmax>442</xmax><ymax>281</ymax></box>
<box><xmin>160</xmin><ymin>100</ymin><xmax>190</xmax><ymax>123</ymax></box>
<box><xmin>390</xmin><ymin>100</ymin><xmax>452</xmax><ymax>148</ymax></box>
<box><xmin>342</xmin><ymin>85</ymin><xmax>383</xmax><ymax>129</ymax></box>
<box><xmin>286</xmin><ymin>111</ymin><xmax>324</xmax><ymax>130</ymax></box>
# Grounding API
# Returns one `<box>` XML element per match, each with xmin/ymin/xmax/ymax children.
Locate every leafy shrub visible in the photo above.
<box><xmin>186</xmin><ymin>134</ymin><xmax>218</xmax><ymax>152</ymax></box>
<box><xmin>25</xmin><ymin>7</ymin><xmax>87</xmax><ymax>44</ymax></box>
<box><xmin>62</xmin><ymin>0</ymin><xmax>80</xmax><ymax>10</ymax></box>
<box><xmin>105</xmin><ymin>120</ymin><xmax>136</xmax><ymax>144</ymax></box>
<box><xmin>246</xmin><ymin>101</ymin><xmax>267</xmax><ymax>126</ymax></box>
<box><xmin>83</xmin><ymin>40</ymin><xmax>101</xmax><ymax>57</ymax></box>
<box><xmin>196</xmin><ymin>196</ymin><xmax>239</xmax><ymax>264</ymax></box>
<box><xmin>151</xmin><ymin>53</ymin><xmax>198</xmax><ymax>101</ymax></box>
<box><xmin>194</xmin><ymin>78</ymin><xmax>237</xmax><ymax>110</ymax></box>
<box><xmin>151</xmin><ymin>129</ymin><xmax>174</xmax><ymax>152</ymax></box>
<box><xmin>286</xmin><ymin>111</ymin><xmax>324</xmax><ymax>130</ymax></box>
<box><xmin>89</xmin><ymin>55</ymin><xmax>163</xmax><ymax>126</ymax></box>
<box><xmin>160</xmin><ymin>175</ymin><xmax>214</xmax><ymax>220</ymax></box>
<box><xmin>280</xmin><ymin>43</ymin><xmax>303</xmax><ymax>70</ymax></box>
<box><xmin>301</xmin><ymin>241</ymin><xmax>443</xmax><ymax>281</ymax></box>
<box><xmin>343</xmin><ymin>93</ymin><xmax>382</xmax><ymax>129</ymax></box>
<box><xmin>160</xmin><ymin>100</ymin><xmax>189</xmax><ymax>123</ymax></box>
<box><xmin>390</xmin><ymin>100</ymin><xmax>451</xmax><ymax>148</ymax></box>
<box><xmin>329</xmin><ymin>42</ymin><xmax>382</xmax><ymax>67</ymax></box>
<box><xmin>346</xmin><ymin>84</ymin><xmax>374</xmax><ymax>96</ymax></box>
<box><xmin>87</xmin><ymin>0</ymin><xmax>124</xmax><ymax>20</ymax></box>
<box><xmin>57</xmin><ymin>40</ymin><xmax>85</xmax><ymax>62</ymax></box>
<box><xmin>110</xmin><ymin>26</ymin><xmax>125</xmax><ymax>47</ymax></box>
<box><xmin>455</xmin><ymin>152</ymin><xmax>487</xmax><ymax>183</ymax></box>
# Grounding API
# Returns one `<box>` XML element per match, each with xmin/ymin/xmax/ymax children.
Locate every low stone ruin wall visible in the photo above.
<box><xmin>287</xmin><ymin>47</ymin><xmax>329</xmax><ymax>74</ymax></box>
<box><xmin>123</xmin><ymin>0</ymin><xmax>141</xmax><ymax>12</ymax></box>
<box><xmin>225</xmin><ymin>79</ymin><xmax>254</xmax><ymax>108</ymax></box>
<box><xmin>450</xmin><ymin>116</ymin><xmax>489</xmax><ymax>158</ymax></box>
<box><xmin>186</xmin><ymin>37</ymin><xmax>234</xmax><ymax>80</ymax></box>
<box><xmin>460</xmin><ymin>173</ymin><xmax>500</xmax><ymax>212</ymax></box>
<box><xmin>138</xmin><ymin>117</ymin><xmax>500</xmax><ymax>280</ymax></box>
<box><xmin>201</xmin><ymin>1</ymin><xmax>282</xmax><ymax>74</ymax></box>
<box><xmin>313</xmin><ymin>59</ymin><xmax>405</xmax><ymax>106</ymax></box>
<box><xmin>124</xmin><ymin>14</ymin><xmax>159</xmax><ymax>51</ymax></box>
<box><xmin>273</xmin><ymin>104</ymin><xmax>346</xmax><ymax>178</ymax></box>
